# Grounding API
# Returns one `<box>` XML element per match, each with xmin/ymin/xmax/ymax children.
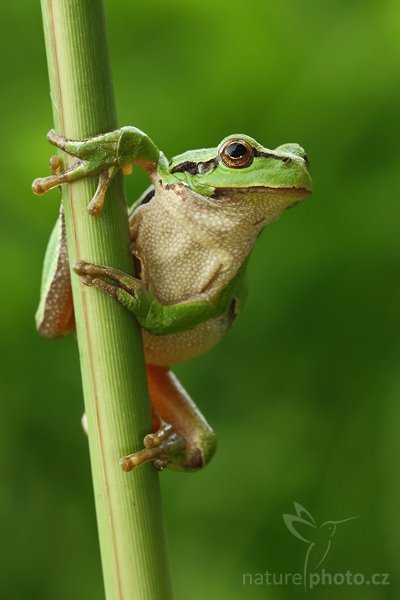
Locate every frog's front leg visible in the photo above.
<box><xmin>32</xmin><ymin>126</ymin><xmax>159</xmax><ymax>215</ymax></box>
<box><xmin>73</xmin><ymin>260</ymin><xmax>229</xmax><ymax>335</ymax></box>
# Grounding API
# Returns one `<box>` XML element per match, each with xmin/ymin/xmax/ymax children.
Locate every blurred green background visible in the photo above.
<box><xmin>1</xmin><ymin>0</ymin><xmax>400</xmax><ymax>598</ymax></box>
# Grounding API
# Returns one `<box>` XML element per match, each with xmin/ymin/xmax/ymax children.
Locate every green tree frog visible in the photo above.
<box><xmin>33</xmin><ymin>127</ymin><xmax>312</xmax><ymax>472</ymax></box>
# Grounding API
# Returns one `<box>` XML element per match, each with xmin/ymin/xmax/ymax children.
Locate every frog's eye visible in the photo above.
<box><xmin>219</xmin><ymin>139</ymin><xmax>254</xmax><ymax>169</ymax></box>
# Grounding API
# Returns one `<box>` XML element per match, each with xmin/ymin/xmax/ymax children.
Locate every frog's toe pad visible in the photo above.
<box><xmin>73</xmin><ymin>260</ymin><xmax>92</xmax><ymax>276</ymax></box>
<box><xmin>32</xmin><ymin>177</ymin><xmax>48</xmax><ymax>195</ymax></box>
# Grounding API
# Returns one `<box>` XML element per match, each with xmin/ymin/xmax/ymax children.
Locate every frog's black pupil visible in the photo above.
<box><xmin>226</xmin><ymin>142</ymin><xmax>247</xmax><ymax>158</ymax></box>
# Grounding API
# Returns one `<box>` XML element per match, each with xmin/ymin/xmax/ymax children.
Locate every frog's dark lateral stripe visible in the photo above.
<box><xmin>170</xmin><ymin>157</ymin><xmax>217</xmax><ymax>175</ymax></box>
<box><xmin>254</xmin><ymin>149</ymin><xmax>309</xmax><ymax>166</ymax></box>
<box><xmin>128</xmin><ymin>186</ymin><xmax>155</xmax><ymax>218</ymax></box>
<box><xmin>253</xmin><ymin>149</ymin><xmax>291</xmax><ymax>163</ymax></box>
<box><xmin>140</xmin><ymin>187</ymin><xmax>155</xmax><ymax>205</ymax></box>
<box><xmin>170</xmin><ymin>161</ymin><xmax>198</xmax><ymax>175</ymax></box>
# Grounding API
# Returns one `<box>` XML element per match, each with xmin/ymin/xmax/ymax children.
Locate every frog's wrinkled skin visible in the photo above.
<box><xmin>33</xmin><ymin>127</ymin><xmax>312</xmax><ymax>472</ymax></box>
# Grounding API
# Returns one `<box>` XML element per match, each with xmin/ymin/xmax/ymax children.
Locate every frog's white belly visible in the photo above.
<box><xmin>142</xmin><ymin>312</ymin><xmax>232</xmax><ymax>366</ymax></box>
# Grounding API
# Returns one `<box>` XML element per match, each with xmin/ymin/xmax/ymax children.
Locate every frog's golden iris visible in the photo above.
<box><xmin>219</xmin><ymin>138</ymin><xmax>254</xmax><ymax>169</ymax></box>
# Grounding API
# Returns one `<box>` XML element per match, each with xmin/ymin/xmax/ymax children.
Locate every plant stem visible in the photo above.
<box><xmin>39</xmin><ymin>1</ymin><xmax>172</xmax><ymax>598</ymax></box>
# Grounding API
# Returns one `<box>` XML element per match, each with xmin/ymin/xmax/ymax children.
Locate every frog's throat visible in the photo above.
<box><xmin>151</xmin><ymin>181</ymin><xmax>301</xmax><ymax>275</ymax></box>
<box><xmin>153</xmin><ymin>183</ymin><xmax>236</xmax><ymax>269</ymax></box>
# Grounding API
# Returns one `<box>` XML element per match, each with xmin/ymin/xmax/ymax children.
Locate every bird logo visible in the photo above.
<box><xmin>283</xmin><ymin>502</ymin><xmax>358</xmax><ymax>591</ymax></box>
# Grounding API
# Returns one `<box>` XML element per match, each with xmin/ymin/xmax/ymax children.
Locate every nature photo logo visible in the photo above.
<box><xmin>283</xmin><ymin>501</ymin><xmax>358</xmax><ymax>591</ymax></box>
<box><xmin>243</xmin><ymin>501</ymin><xmax>390</xmax><ymax>590</ymax></box>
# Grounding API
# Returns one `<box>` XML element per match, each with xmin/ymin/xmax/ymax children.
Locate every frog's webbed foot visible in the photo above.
<box><xmin>81</xmin><ymin>412</ymin><xmax>184</xmax><ymax>471</ymax></box>
<box><xmin>32</xmin><ymin>129</ymin><xmax>120</xmax><ymax>216</ymax></box>
<box><xmin>120</xmin><ymin>422</ymin><xmax>186</xmax><ymax>472</ymax></box>
<box><xmin>81</xmin><ymin>412</ymin><xmax>188</xmax><ymax>472</ymax></box>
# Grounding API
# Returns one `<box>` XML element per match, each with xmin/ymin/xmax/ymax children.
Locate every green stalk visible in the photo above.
<box><xmin>39</xmin><ymin>1</ymin><xmax>172</xmax><ymax>598</ymax></box>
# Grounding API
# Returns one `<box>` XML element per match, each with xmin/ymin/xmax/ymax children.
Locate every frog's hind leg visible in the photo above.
<box><xmin>120</xmin><ymin>365</ymin><xmax>217</xmax><ymax>472</ymax></box>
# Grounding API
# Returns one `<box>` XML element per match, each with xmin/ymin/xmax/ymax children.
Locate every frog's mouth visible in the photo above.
<box><xmin>211</xmin><ymin>186</ymin><xmax>312</xmax><ymax>198</ymax></box>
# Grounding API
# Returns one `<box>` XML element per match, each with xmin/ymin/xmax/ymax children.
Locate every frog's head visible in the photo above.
<box><xmin>167</xmin><ymin>134</ymin><xmax>312</xmax><ymax>225</ymax></box>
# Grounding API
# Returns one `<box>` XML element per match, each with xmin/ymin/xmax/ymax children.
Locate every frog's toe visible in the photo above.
<box><xmin>144</xmin><ymin>422</ymin><xmax>173</xmax><ymax>447</ymax></box>
<box><xmin>120</xmin><ymin>424</ymin><xmax>185</xmax><ymax>472</ymax></box>
<box><xmin>49</xmin><ymin>154</ymin><xmax>62</xmax><ymax>174</ymax></box>
<box><xmin>47</xmin><ymin>128</ymin><xmax>63</xmax><ymax>146</ymax></box>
